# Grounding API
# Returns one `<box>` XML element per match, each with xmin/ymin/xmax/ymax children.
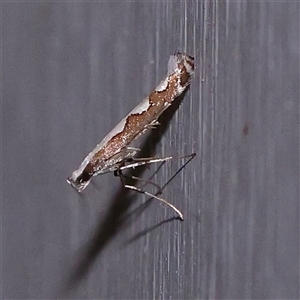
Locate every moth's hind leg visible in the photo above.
<box><xmin>116</xmin><ymin>168</ymin><xmax>183</xmax><ymax>220</ymax></box>
<box><xmin>114</xmin><ymin>170</ymin><xmax>163</xmax><ymax>195</ymax></box>
<box><xmin>114</xmin><ymin>152</ymin><xmax>196</xmax><ymax>220</ymax></box>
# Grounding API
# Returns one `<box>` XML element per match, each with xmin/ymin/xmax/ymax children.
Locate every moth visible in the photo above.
<box><xmin>67</xmin><ymin>52</ymin><xmax>195</xmax><ymax>219</ymax></box>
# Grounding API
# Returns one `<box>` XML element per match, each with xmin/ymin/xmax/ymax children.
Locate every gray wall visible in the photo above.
<box><xmin>3</xmin><ymin>1</ymin><xmax>299</xmax><ymax>299</ymax></box>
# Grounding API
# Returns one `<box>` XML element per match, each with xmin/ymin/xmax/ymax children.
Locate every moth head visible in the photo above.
<box><xmin>67</xmin><ymin>170</ymin><xmax>91</xmax><ymax>192</ymax></box>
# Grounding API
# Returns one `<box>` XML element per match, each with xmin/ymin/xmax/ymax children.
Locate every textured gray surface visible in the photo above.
<box><xmin>2</xmin><ymin>1</ymin><xmax>299</xmax><ymax>299</ymax></box>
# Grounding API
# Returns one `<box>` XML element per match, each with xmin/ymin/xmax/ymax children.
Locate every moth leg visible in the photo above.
<box><xmin>123</xmin><ymin>146</ymin><xmax>141</xmax><ymax>152</ymax></box>
<box><xmin>115</xmin><ymin>153</ymin><xmax>196</xmax><ymax>220</ymax></box>
<box><xmin>150</xmin><ymin>120</ymin><xmax>160</xmax><ymax>126</ymax></box>
<box><xmin>117</xmin><ymin>170</ymin><xmax>183</xmax><ymax>220</ymax></box>
<box><xmin>119</xmin><ymin>153</ymin><xmax>196</xmax><ymax>171</ymax></box>
<box><xmin>114</xmin><ymin>171</ymin><xmax>163</xmax><ymax>195</ymax></box>
<box><xmin>119</xmin><ymin>156</ymin><xmax>173</xmax><ymax>171</ymax></box>
<box><xmin>144</xmin><ymin>121</ymin><xmax>160</xmax><ymax>130</ymax></box>
<box><xmin>117</xmin><ymin>146</ymin><xmax>140</xmax><ymax>159</ymax></box>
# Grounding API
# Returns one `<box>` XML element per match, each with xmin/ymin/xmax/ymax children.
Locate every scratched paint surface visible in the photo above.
<box><xmin>2</xmin><ymin>1</ymin><xmax>299</xmax><ymax>299</ymax></box>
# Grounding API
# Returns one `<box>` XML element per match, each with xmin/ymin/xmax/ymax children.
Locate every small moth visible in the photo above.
<box><xmin>67</xmin><ymin>52</ymin><xmax>195</xmax><ymax>219</ymax></box>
